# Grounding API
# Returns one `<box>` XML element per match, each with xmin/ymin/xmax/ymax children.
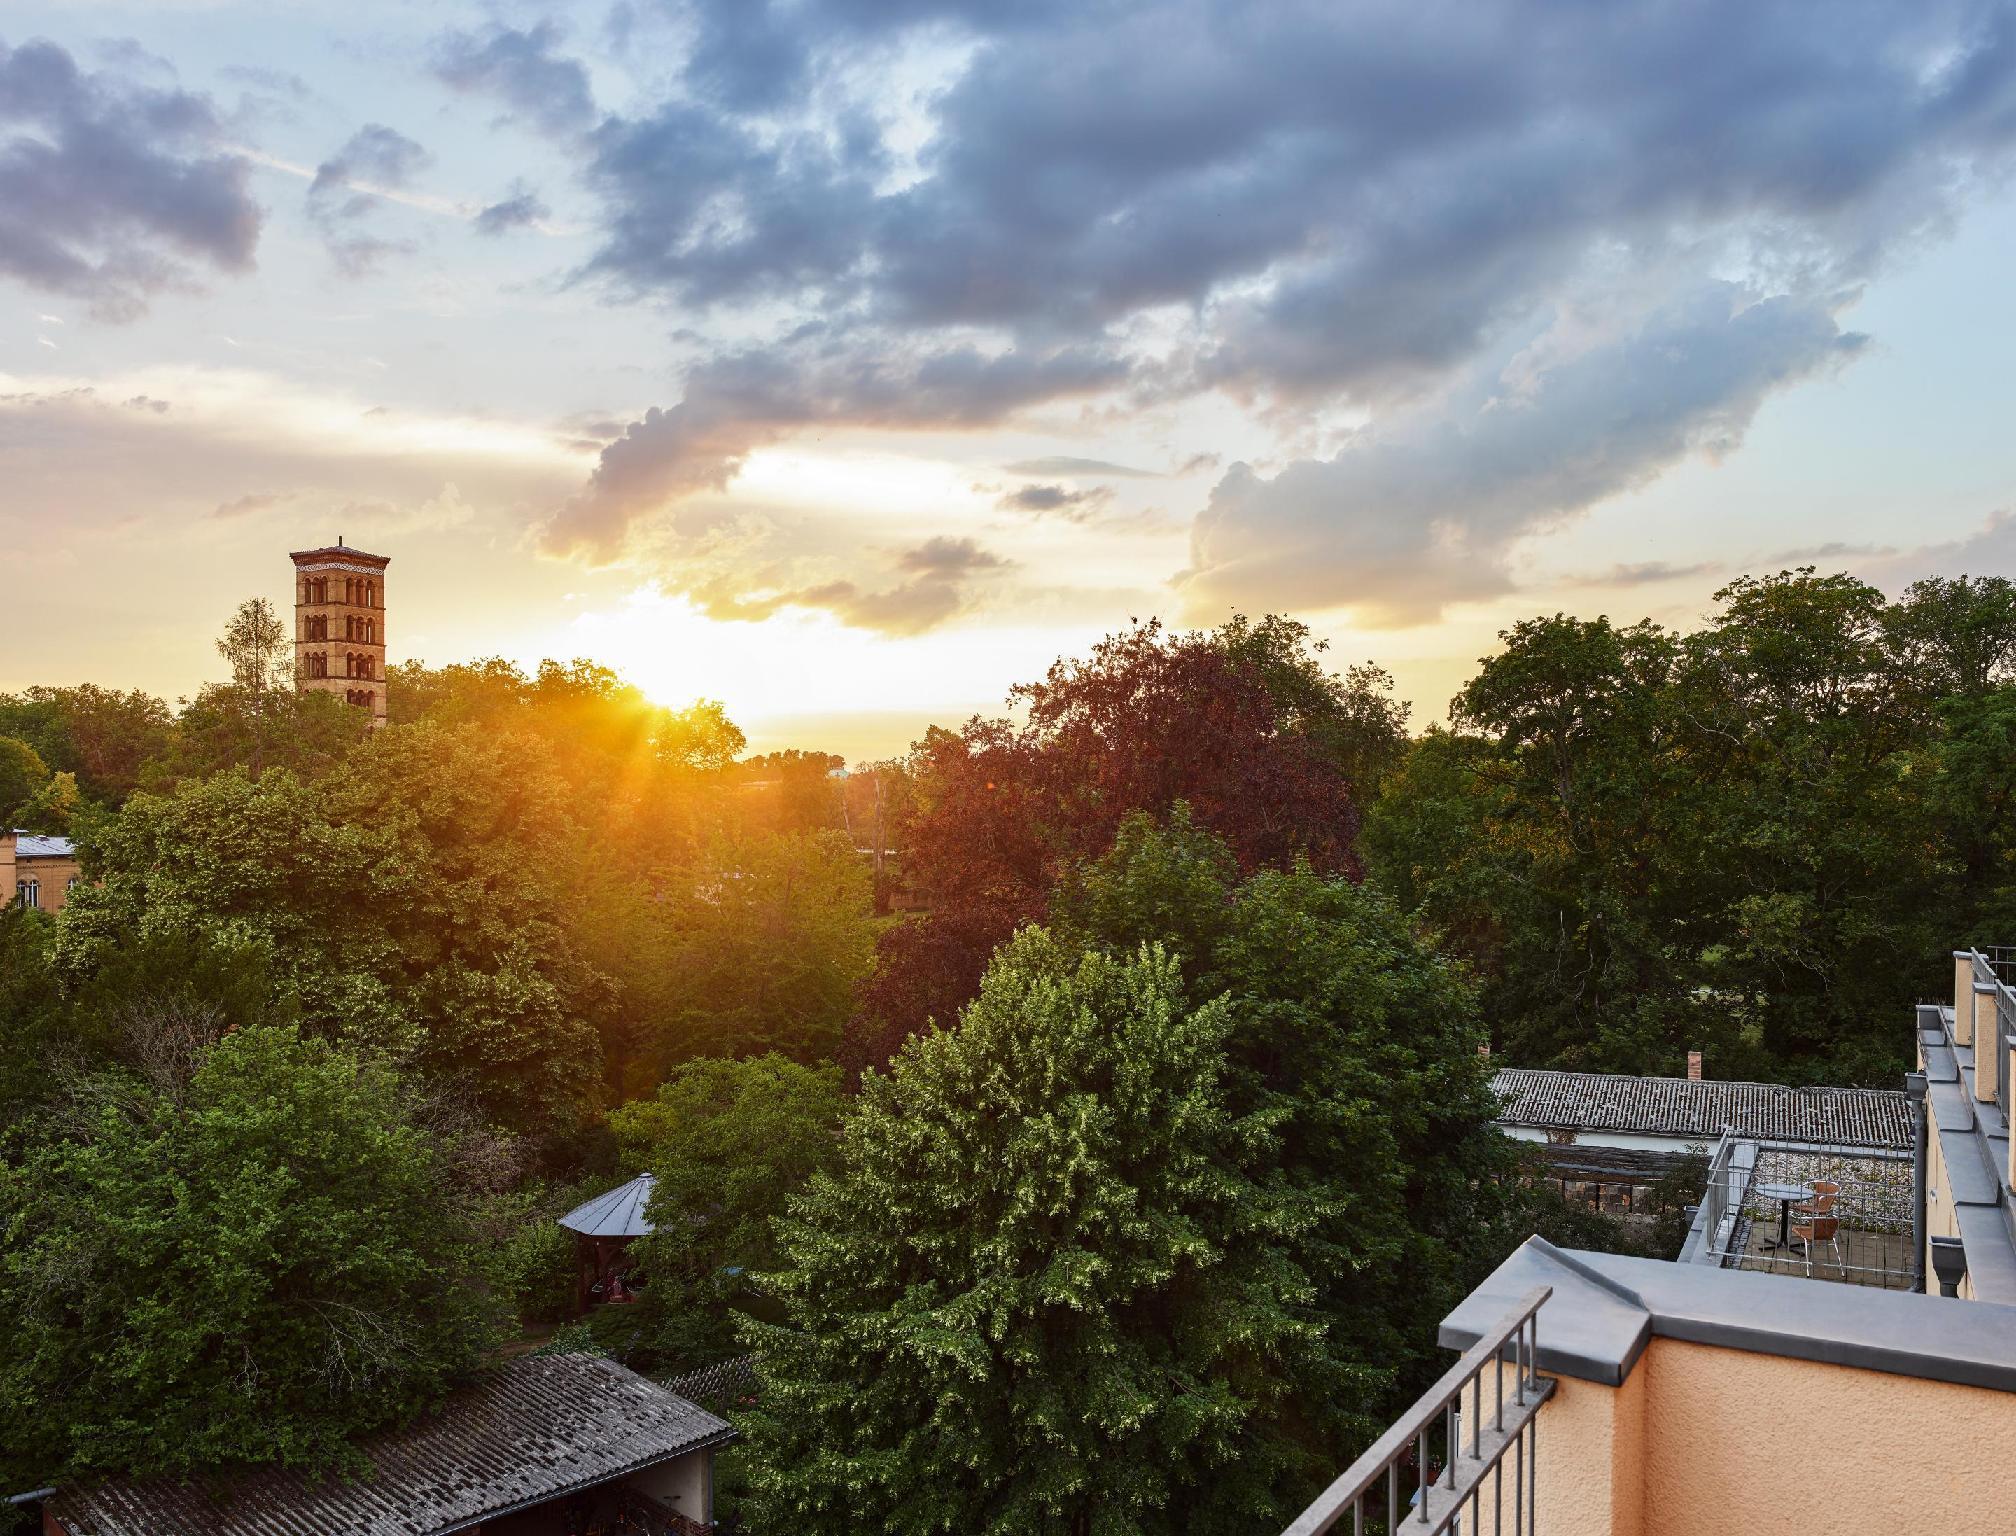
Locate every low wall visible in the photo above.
<box><xmin>1535</xmin><ymin>1337</ymin><xmax>2009</xmax><ymax>1535</ymax></box>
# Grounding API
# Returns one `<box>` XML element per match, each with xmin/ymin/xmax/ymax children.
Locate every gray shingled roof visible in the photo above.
<box><xmin>46</xmin><ymin>1354</ymin><xmax>733</xmax><ymax>1536</ymax></box>
<box><xmin>559</xmin><ymin>1172</ymin><xmax>656</xmax><ymax>1237</ymax></box>
<box><xmin>1492</xmin><ymin>1067</ymin><xmax>1913</xmax><ymax>1150</ymax></box>
<box><xmin>13</xmin><ymin>832</ymin><xmax>74</xmax><ymax>859</ymax></box>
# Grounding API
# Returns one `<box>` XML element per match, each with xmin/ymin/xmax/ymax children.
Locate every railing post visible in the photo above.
<box><xmin>1906</xmin><ymin>1070</ymin><xmax>1929</xmax><ymax>1293</ymax></box>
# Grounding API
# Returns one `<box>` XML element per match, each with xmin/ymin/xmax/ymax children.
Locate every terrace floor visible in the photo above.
<box><xmin>1728</xmin><ymin>1218</ymin><xmax>1915</xmax><ymax>1289</ymax></box>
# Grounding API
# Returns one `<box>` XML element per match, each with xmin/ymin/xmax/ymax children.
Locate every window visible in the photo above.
<box><xmin>65</xmin><ymin>877</ymin><xmax>78</xmax><ymax>893</ymax></box>
<box><xmin>18</xmin><ymin>879</ymin><xmax>38</xmax><ymax>910</ymax></box>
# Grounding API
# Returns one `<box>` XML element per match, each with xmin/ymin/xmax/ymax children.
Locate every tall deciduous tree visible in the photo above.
<box><xmin>746</xmin><ymin>930</ymin><xmax>1324</xmax><ymax>1536</ymax></box>
<box><xmin>0</xmin><ymin>1024</ymin><xmax>504</xmax><ymax>1484</ymax></box>
<box><xmin>0</xmin><ymin>684</ymin><xmax>173</xmax><ymax>807</ymax></box>
<box><xmin>846</xmin><ymin>616</ymin><xmax>1376</xmax><ymax>1069</ymax></box>
<box><xmin>56</xmin><ymin>724</ymin><xmax>608</xmax><ymax>1139</ymax></box>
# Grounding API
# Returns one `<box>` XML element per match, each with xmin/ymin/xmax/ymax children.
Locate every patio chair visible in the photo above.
<box><xmin>1791</xmin><ymin>1211</ymin><xmax>1843</xmax><ymax>1276</ymax></box>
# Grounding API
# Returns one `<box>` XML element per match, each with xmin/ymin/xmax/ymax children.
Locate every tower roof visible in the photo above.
<box><xmin>290</xmin><ymin>543</ymin><xmax>390</xmax><ymax>567</ymax></box>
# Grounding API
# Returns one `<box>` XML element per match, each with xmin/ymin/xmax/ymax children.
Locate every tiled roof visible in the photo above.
<box><xmin>12</xmin><ymin>832</ymin><xmax>74</xmax><ymax>859</ymax></box>
<box><xmin>46</xmin><ymin>1354</ymin><xmax>733</xmax><ymax>1536</ymax></box>
<box><xmin>290</xmin><ymin>544</ymin><xmax>390</xmax><ymax>565</ymax></box>
<box><xmin>1491</xmin><ymin>1067</ymin><xmax>1913</xmax><ymax>1151</ymax></box>
<box><xmin>560</xmin><ymin>1172</ymin><xmax>656</xmax><ymax>1237</ymax></box>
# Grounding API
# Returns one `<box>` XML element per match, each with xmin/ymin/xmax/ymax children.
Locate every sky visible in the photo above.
<box><xmin>5</xmin><ymin>1</ymin><xmax>2016</xmax><ymax>760</ymax></box>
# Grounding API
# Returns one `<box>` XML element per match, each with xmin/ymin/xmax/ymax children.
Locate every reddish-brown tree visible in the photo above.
<box><xmin>844</xmin><ymin>617</ymin><xmax>1377</xmax><ymax>1071</ymax></box>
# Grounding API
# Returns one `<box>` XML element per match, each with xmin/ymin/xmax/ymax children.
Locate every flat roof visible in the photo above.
<box><xmin>46</xmin><ymin>1355</ymin><xmax>732</xmax><ymax>1536</ymax></box>
<box><xmin>1445</xmin><ymin>1235</ymin><xmax>2016</xmax><ymax>1394</ymax></box>
<box><xmin>1919</xmin><ymin>1002</ymin><xmax>2016</xmax><ymax>1305</ymax></box>
<box><xmin>1493</xmin><ymin>1067</ymin><xmax>1914</xmax><ymax>1151</ymax></box>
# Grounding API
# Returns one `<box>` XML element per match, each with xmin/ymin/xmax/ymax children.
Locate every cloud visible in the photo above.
<box><xmin>1573</xmin><ymin>560</ymin><xmax>1723</xmax><ymax>589</ymax></box>
<box><xmin>306</xmin><ymin>124</ymin><xmax>430</xmax><ymax>275</ymax></box>
<box><xmin>0</xmin><ymin>372</ymin><xmax>580</xmax><ymax>546</ymax></box>
<box><xmin>211</xmin><ymin>490</ymin><xmax>287</xmax><ymax>518</ymax></box>
<box><xmin>1004</xmin><ymin>455</ymin><xmax>1159</xmax><ymax>479</ymax></box>
<box><xmin>690</xmin><ymin>535</ymin><xmax>1015</xmax><ymax>635</ymax></box>
<box><xmin>1181</xmin><ymin>285</ymin><xmax>1865</xmax><ymax>626</ymax></box>
<box><xmin>545</xmin><ymin>338</ymin><xmax>1126</xmax><ymax>560</ymax></box>
<box><xmin>474</xmin><ymin>187</ymin><xmax>550</xmax><ymax>237</ymax></box>
<box><xmin>218</xmin><ymin>64</ymin><xmax>309</xmax><ymax>100</ymax></box>
<box><xmin>432</xmin><ymin>22</ymin><xmax>596</xmax><ymax>137</ymax></box>
<box><xmin>545</xmin><ymin>0</ymin><xmax>2016</xmax><ymax>609</ymax></box>
<box><xmin>1857</xmin><ymin>509</ymin><xmax>2016</xmax><ymax>590</ymax></box>
<box><xmin>996</xmin><ymin>482</ymin><xmax>1115</xmax><ymax>522</ymax></box>
<box><xmin>0</xmin><ymin>38</ymin><xmax>261</xmax><ymax>320</ymax></box>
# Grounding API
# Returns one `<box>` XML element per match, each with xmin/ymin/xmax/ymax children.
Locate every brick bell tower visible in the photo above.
<box><xmin>290</xmin><ymin>539</ymin><xmax>390</xmax><ymax>728</ymax></box>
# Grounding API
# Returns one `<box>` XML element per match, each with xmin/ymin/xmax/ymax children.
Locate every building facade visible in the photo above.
<box><xmin>291</xmin><ymin>542</ymin><xmax>390</xmax><ymax>727</ymax></box>
<box><xmin>1916</xmin><ymin>950</ymin><xmax>2016</xmax><ymax>1302</ymax></box>
<box><xmin>3</xmin><ymin>830</ymin><xmax>81</xmax><ymax>914</ymax></box>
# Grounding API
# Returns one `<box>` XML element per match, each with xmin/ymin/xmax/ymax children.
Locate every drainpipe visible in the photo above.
<box><xmin>1905</xmin><ymin>1070</ymin><xmax>1929</xmax><ymax>1294</ymax></box>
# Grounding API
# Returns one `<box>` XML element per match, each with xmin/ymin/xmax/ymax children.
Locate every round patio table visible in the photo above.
<box><xmin>1755</xmin><ymin>1181</ymin><xmax>1810</xmax><ymax>1252</ymax></box>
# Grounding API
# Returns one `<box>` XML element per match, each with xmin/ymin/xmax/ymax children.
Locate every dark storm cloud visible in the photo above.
<box><xmin>0</xmin><ymin>37</ymin><xmax>260</xmax><ymax>321</ymax></box>
<box><xmin>307</xmin><ymin>124</ymin><xmax>429</xmax><ymax>276</ymax></box>
<box><xmin>474</xmin><ymin>187</ymin><xmax>550</xmax><ymax>237</ymax></box>
<box><xmin>432</xmin><ymin>22</ymin><xmax>596</xmax><ymax>137</ymax></box>
<box><xmin>550</xmin><ymin>0</ymin><xmax>2016</xmax><ymax>595</ymax></box>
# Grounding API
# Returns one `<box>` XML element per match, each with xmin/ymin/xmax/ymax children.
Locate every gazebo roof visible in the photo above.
<box><xmin>559</xmin><ymin>1172</ymin><xmax>656</xmax><ymax>1238</ymax></box>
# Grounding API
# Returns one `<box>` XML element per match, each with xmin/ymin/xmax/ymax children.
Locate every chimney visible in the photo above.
<box><xmin>1687</xmin><ymin>1050</ymin><xmax>1703</xmax><ymax>1082</ymax></box>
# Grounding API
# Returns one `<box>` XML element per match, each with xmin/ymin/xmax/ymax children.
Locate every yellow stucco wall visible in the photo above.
<box><xmin>1531</xmin><ymin>1337</ymin><xmax>2016</xmax><ymax>1536</ymax></box>
<box><xmin>1511</xmin><ymin>1369</ymin><xmax>1644</xmax><ymax>1536</ymax></box>
<box><xmin>6</xmin><ymin>832</ymin><xmax>80</xmax><ymax>915</ymax></box>
<box><xmin>20</xmin><ymin>853</ymin><xmax>82</xmax><ymax>913</ymax></box>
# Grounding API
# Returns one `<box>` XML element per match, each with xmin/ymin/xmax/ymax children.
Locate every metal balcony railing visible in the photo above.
<box><xmin>1282</xmin><ymin>1286</ymin><xmax>1553</xmax><ymax>1536</ymax></box>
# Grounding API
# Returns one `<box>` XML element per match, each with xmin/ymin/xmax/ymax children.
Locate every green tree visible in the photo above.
<box><xmin>1887</xmin><ymin>574</ymin><xmax>2016</xmax><ymax>699</ymax></box>
<box><xmin>0</xmin><ymin>1024</ymin><xmax>504</xmax><ymax>1484</ymax></box>
<box><xmin>0</xmin><ymin>736</ymin><xmax>50</xmax><ymax>824</ymax></box>
<box><xmin>161</xmin><ymin>682</ymin><xmax>363</xmax><ymax>787</ymax></box>
<box><xmin>745</xmin><ymin>929</ymin><xmax>1335</xmax><ymax>1536</ymax></box>
<box><xmin>1053</xmin><ymin>809</ymin><xmax>1511</xmax><ymax>1411</ymax></box>
<box><xmin>56</xmin><ymin>724</ymin><xmax>608</xmax><ymax>1139</ymax></box>
<box><xmin>0</xmin><ymin>684</ymin><xmax>174</xmax><ymax>807</ymax></box>
<box><xmin>657</xmin><ymin>830</ymin><xmax>878</xmax><ymax>1065</ymax></box>
<box><xmin>609</xmin><ymin>1054</ymin><xmax>846</xmax><ymax>1370</ymax></box>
